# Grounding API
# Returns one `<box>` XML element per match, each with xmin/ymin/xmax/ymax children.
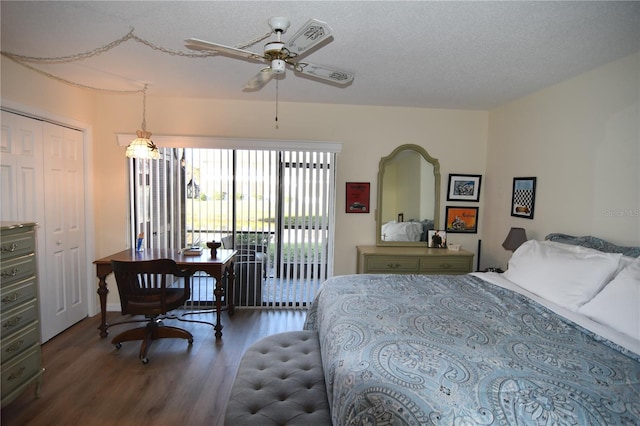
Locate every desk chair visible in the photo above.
<box><xmin>110</xmin><ymin>259</ymin><xmax>193</xmax><ymax>364</ymax></box>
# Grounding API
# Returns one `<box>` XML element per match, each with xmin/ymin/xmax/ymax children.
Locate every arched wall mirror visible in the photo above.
<box><xmin>376</xmin><ymin>144</ymin><xmax>440</xmax><ymax>246</ymax></box>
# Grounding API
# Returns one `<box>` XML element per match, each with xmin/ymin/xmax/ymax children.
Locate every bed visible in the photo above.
<box><xmin>304</xmin><ymin>234</ymin><xmax>640</xmax><ymax>425</ymax></box>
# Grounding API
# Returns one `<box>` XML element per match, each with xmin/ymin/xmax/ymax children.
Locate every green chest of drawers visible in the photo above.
<box><xmin>357</xmin><ymin>245</ymin><xmax>474</xmax><ymax>275</ymax></box>
<box><xmin>1</xmin><ymin>222</ymin><xmax>44</xmax><ymax>407</ymax></box>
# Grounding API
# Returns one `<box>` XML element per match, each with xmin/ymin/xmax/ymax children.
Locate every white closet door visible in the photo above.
<box><xmin>1</xmin><ymin>111</ymin><xmax>89</xmax><ymax>342</ymax></box>
<box><xmin>0</xmin><ymin>111</ymin><xmax>43</xmax><ymax>222</ymax></box>
<box><xmin>41</xmin><ymin>122</ymin><xmax>88</xmax><ymax>341</ymax></box>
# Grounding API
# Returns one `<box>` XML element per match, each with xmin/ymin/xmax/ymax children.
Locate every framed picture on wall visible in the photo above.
<box><xmin>510</xmin><ymin>177</ymin><xmax>537</xmax><ymax>219</ymax></box>
<box><xmin>447</xmin><ymin>174</ymin><xmax>482</xmax><ymax>202</ymax></box>
<box><xmin>345</xmin><ymin>182</ymin><xmax>370</xmax><ymax>213</ymax></box>
<box><xmin>445</xmin><ymin>206</ymin><xmax>479</xmax><ymax>233</ymax></box>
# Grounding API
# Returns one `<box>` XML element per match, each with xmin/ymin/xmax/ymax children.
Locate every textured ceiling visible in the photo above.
<box><xmin>1</xmin><ymin>1</ymin><xmax>639</xmax><ymax>110</ymax></box>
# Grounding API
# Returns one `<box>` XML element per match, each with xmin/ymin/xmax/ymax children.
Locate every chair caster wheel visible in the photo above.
<box><xmin>141</xmin><ymin>357</ymin><xmax>149</xmax><ymax>364</ymax></box>
<box><xmin>115</xmin><ymin>343</ymin><xmax>122</xmax><ymax>349</ymax></box>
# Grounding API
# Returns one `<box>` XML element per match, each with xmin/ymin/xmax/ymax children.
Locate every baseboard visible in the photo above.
<box><xmin>107</xmin><ymin>303</ymin><xmax>121</xmax><ymax>312</ymax></box>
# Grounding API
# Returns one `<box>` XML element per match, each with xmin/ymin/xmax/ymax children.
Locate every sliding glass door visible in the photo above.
<box><xmin>129</xmin><ymin>146</ymin><xmax>336</xmax><ymax>308</ymax></box>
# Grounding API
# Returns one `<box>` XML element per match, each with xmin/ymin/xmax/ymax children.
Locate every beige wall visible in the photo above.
<box><xmin>0</xmin><ymin>59</ymin><xmax>96</xmax><ymax>124</ymax></box>
<box><xmin>2</xmin><ymin>51</ymin><xmax>638</xmax><ymax>305</ymax></box>
<box><xmin>482</xmin><ymin>52</ymin><xmax>640</xmax><ymax>269</ymax></box>
<box><xmin>92</xmin><ymin>93</ymin><xmax>488</xmax><ymax>277</ymax></box>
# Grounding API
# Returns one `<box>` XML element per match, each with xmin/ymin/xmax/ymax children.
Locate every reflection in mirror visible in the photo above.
<box><xmin>376</xmin><ymin>144</ymin><xmax>440</xmax><ymax>246</ymax></box>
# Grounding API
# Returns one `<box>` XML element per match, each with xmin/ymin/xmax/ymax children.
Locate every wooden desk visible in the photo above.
<box><xmin>93</xmin><ymin>248</ymin><xmax>236</xmax><ymax>339</ymax></box>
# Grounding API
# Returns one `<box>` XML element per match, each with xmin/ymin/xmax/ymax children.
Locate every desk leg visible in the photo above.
<box><xmin>227</xmin><ymin>262</ymin><xmax>235</xmax><ymax>316</ymax></box>
<box><xmin>213</xmin><ymin>270</ymin><xmax>224</xmax><ymax>339</ymax></box>
<box><xmin>97</xmin><ymin>275</ymin><xmax>109</xmax><ymax>338</ymax></box>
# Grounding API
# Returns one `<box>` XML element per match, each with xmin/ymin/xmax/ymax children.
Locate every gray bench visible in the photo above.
<box><xmin>224</xmin><ymin>330</ymin><xmax>331</xmax><ymax>425</ymax></box>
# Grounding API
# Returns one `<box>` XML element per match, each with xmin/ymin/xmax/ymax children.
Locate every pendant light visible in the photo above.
<box><xmin>126</xmin><ymin>84</ymin><xmax>160</xmax><ymax>159</ymax></box>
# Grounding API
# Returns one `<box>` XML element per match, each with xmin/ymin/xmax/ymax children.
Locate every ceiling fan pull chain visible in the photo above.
<box><xmin>275</xmin><ymin>78</ymin><xmax>279</xmax><ymax>129</ymax></box>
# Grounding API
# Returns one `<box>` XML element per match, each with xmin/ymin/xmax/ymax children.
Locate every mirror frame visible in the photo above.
<box><xmin>376</xmin><ymin>144</ymin><xmax>441</xmax><ymax>246</ymax></box>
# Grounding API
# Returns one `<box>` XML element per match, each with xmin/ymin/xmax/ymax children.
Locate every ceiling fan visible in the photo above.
<box><xmin>185</xmin><ymin>17</ymin><xmax>354</xmax><ymax>91</ymax></box>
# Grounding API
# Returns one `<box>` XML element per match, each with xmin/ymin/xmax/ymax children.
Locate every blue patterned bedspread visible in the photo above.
<box><xmin>304</xmin><ymin>274</ymin><xmax>640</xmax><ymax>425</ymax></box>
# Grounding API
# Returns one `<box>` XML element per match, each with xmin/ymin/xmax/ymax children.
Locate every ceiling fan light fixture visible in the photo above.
<box><xmin>271</xmin><ymin>59</ymin><xmax>286</xmax><ymax>74</ymax></box>
<box><xmin>185</xmin><ymin>16</ymin><xmax>354</xmax><ymax>91</ymax></box>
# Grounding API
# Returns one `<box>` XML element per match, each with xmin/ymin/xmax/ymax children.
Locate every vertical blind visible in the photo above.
<box><xmin>129</xmin><ymin>146</ymin><xmax>336</xmax><ymax>308</ymax></box>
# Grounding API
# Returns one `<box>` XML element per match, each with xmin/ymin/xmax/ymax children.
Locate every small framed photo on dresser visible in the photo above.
<box><xmin>427</xmin><ymin>230</ymin><xmax>447</xmax><ymax>248</ymax></box>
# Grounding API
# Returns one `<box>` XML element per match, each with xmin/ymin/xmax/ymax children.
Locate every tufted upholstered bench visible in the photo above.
<box><xmin>224</xmin><ymin>330</ymin><xmax>331</xmax><ymax>425</ymax></box>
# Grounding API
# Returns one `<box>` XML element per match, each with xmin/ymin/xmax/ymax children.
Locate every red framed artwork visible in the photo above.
<box><xmin>345</xmin><ymin>182</ymin><xmax>370</xmax><ymax>213</ymax></box>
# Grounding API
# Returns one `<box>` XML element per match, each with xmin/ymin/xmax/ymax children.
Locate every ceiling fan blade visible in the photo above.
<box><xmin>243</xmin><ymin>68</ymin><xmax>275</xmax><ymax>91</ymax></box>
<box><xmin>285</xmin><ymin>19</ymin><xmax>333</xmax><ymax>56</ymax></box>
<box><xmin>294</xmin><ymin>62</ymin><xmax>354</xmax><ymax>85</ymax></box>
<box><xmin>185</xmin><ymin>38</ymin><xmax>264</xmax><ymax>62</ymax></box>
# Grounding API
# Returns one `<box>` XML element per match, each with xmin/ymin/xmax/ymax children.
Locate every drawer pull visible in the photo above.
<box><xmin>2</xmin><ymin>292</ymin><xmax>21</xmax><ymax>304</ymax></box>
<box><xmin>1</xmin><ymin>242</ymin><xmax>19</xmax><ymax>253</ymax></box>
<box><xmin>7</xmin><ymin>366</ymin><xmax>26</xmax><ymax>382</ymax></box>
<box><xmin>5</xmin><ymin>339</ymin><xmax>24</xmax><ymax>353</ymax></box>
<box><xmin>1</xmin><ymin>267</ymin><xmax>20</xmax><ymax>277</ymax></box>
<box><xmin>439</xmin><ymin>263</ymin><xmax>452</xmax><ymax>269</ymax></box>
<box><xmin>386</xmin><ymin>263</ymin><xmax>401</xmax><ymax>269</ymax></box>
<box><xmin>3</xmin><ymin>316</ymin><xmax>22</xmax><ymax>330</ymax></box>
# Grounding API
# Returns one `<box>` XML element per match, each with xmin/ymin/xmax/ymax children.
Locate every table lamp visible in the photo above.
<box><xmin>502</xmin><ymin>227</ymin><xmax>527</xmax><ymax>251</ymax></box>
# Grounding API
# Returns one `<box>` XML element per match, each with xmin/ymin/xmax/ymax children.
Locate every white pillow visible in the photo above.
<box><xmin>504</xmin><ymin>240</ymin><xmax>622</xmax><ymax>311</ymax></box>
<box><xmin>541</xmin><ymin>241</ymin><xmax>636</xmax><ymax>278</ymax></box>
<box><xmin>578</xmin><ymin>257</ymin><xmax>640</xmax><ymax>341</ymax></box>
<box><xmin>544</xmin><ymin>240</ymin><xmax>634</xmax><ymax>276</ymax></box>
<box><xmin>615</xmin><ymin>255</ymin><xmax>637</xmax><ymax>275</ymax></box>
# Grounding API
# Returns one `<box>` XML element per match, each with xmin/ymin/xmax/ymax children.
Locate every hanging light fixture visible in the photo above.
<box><xmin>126</xmin><ymin>84</ymin><xmax>160</xmax><ymax>159</ymax></box>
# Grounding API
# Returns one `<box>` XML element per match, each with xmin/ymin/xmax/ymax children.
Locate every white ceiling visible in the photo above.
<box><xmin>2</xmin><ymin>1</ymin><xmax>639</xmax><ymax>110</ymax></box>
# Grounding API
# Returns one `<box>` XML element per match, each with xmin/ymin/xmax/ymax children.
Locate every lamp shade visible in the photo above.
<box><xmin>502</xmin><ymin>227</ymin><xmax>527</xmax><ymax>251</ymax></box>
<box><xmin>126</xmin><ymin>130</ymin><xmax>160</xmax><ymax>160</ymax></box>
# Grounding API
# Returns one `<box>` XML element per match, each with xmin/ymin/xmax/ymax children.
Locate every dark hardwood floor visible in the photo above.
<box><xmin>1</xmin><ymin>308</ymin><xmax>308</xmax><ymax>426</ymax></box>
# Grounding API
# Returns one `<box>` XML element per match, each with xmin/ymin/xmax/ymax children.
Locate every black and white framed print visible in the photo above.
<box><xmin>511</xmin><ymin>177</ymin><xmax>537</xmax><ymax>219</ymax></box>
<box><xmin>447</xmin><ymin>174</ymin><xmax>482</xmax><ymax>202</ymax></box>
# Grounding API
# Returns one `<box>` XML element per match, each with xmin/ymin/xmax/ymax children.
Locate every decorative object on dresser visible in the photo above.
<box><xmin>427</xmin><ymin>229</ymin><xmax>447</xmax><ymax>248</ymax></box>
<box><xmin>447</xmin><ymin>173</ymin><xmax>482</xmax><ymax>201</ymax></box>
<box><xmin>1</xmin><ymin>222</ymin><xmax>44</xmax><ymax>407</ymax></box>
<box><xmin>357</xmin><ymin>245</ymin><xmax>474</xmax><ymax>274</ymax></box>
<box><xmin>510</xmin><ymin>177</ymin><xmax>537</xmax><ymax>219</ymax></box>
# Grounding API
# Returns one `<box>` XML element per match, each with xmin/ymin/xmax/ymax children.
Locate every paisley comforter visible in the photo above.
<box><xmin>304</xmin><ymin>273</ymin><xmax>640</xmax><ymax>425</ymax></box>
